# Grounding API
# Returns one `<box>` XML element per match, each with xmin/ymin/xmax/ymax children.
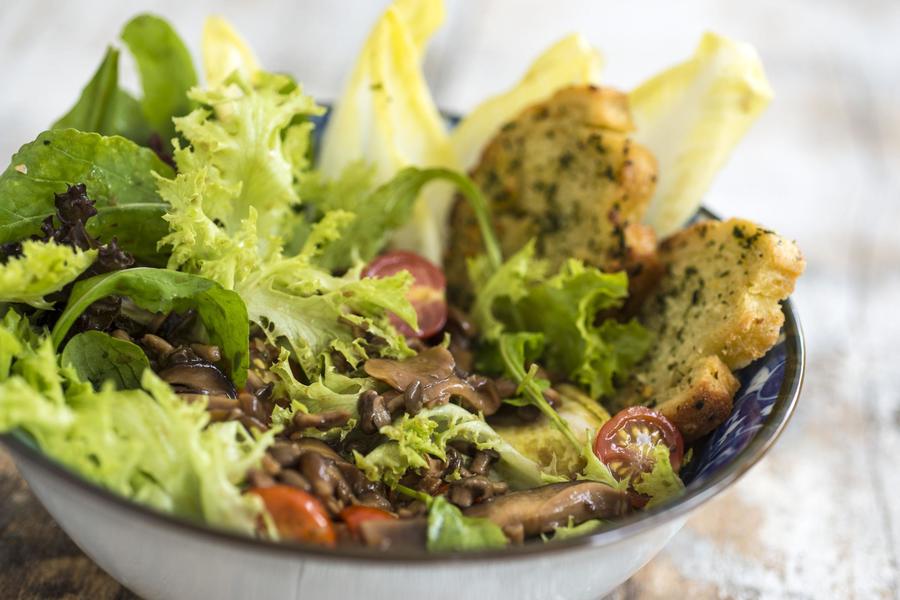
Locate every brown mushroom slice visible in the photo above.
<box><xmin>357</xmin><ymin>517</ymin><xmax>428</xmax><ymax>551</ymax></box>
<box><xmin>158</xmin><ymin>362</ymin><xmax>237</xmax><ymax>398</ymax></box>
<box><xmin>364</xmin><ymin>346</ymin><xmax>500</xmax><ymax>415</ymax></box>
<box><xmin>463</xmin><ymin>481</ymin><xmax>630</xmax><ymax>539</ymax></box>
<box><xmin>364</xmin><ymin>346</ymin><xmax>456</xmax><ymax>389</ymax></box>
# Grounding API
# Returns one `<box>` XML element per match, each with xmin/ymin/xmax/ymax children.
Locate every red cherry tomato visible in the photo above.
<box><xmin>593</xmin><ymin>406</ymin><xmax>684</xmax><ymax>486</ymax></box>
<box><xmin>339</xmin><ymin>505</ymin><xmax>396</xmax><ymax>538</ymax></box>
<box><xmin>249</xmin><ymin>485</ymin><xmax>336</xmax><ymax>546</ymax></box>
<box><xmin>362</xmin><ymin>251</ymin><xmax>447</xmax><ymax>339</ymax></box>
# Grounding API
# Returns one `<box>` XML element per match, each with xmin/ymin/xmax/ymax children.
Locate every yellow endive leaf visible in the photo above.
<box><xmin>450</xmin><ymin>34</ymin><xmax>603</xmax><ymax>171</ymax></box>
<box><xmin>202</xmin><ymin>16</ymin><xmax>260</xmax><ymax>86</ymax></box>
<box><xmin>631</xmin><ymin>32</ymin><xmax>773</xmax><ymax>238</ymax></box>
<box><xmin>318</xmin><ymin>0</ymin><xmax>454</xmax><ymax>264</ymax></box>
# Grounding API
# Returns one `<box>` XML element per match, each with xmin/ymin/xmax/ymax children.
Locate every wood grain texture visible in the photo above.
<box><xmin>1</xmin><ymin>1</ymin><xmax>899</xmax><ymax>599</ymax></box>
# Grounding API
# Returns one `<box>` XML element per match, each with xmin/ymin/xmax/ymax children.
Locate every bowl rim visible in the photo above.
<box><xmin>0</xmin><ymin>211</ymin><xmax>806</xmax><ymax>565</ymax></box>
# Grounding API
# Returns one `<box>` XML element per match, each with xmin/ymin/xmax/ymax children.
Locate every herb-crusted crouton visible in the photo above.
<box><xmin>445</xmin><ymin>85</ymin><xmax>660</xmax><ymax>305</ymax></box>
<box><xmin>615</xmin><ymin>218</ymin><xmax>805</xmax><ymax>440</ymax></box>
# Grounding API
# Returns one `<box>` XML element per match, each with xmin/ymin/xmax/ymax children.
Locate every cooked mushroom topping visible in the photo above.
<box><xmin>468</xmin><ymin>449</ymin><xmax>500</xmax><ymax>476</ymax></box>
<box><xmin>364</xmin><ymin>346</ymin><xmax>501</xmax><ymax>415</ymax></box>
<box><xmin>403</xmin><ymin>380</ymin><xmax>425</xmax><ymax>415</ymax></box>
<box><xmin>247</xmin><ymin>468</ymin><xmax>275</xmax><ymax>489</ymax></box>
<box><xmin>292</xmin><ymin>409</ymin><xmax>352</xmax><ymax>431</ymax></box>
<box><xmin>179</xmin><ymin>393</ymin><xmax>239</xmax><ymax>410</ymax></box>
<box><xmin>447</xmin><ymin>475</ymin><xmax>508</xmax><ymax>508</ymax></box>
<box><xmin>159</xmin><ymin>361</ymin><xmax>237</xmax><ymax>398</ymax></box>
<box><xmin>357</xmin><ymin>517</ymin><xmax>427</xmax><ymax>551</ymax></box>
<box><xmin>464</xmin><ymin>481</ymin><xmax>630</xmax><ymax>539</ymax></box>
<box><xmin>357</xmin><ymin>390</ymin><xmax>391</xmax><ymax>434</ymax></box>
<box><xmin>190</xmin><ymin>343</ymin><xmax>222</xmax><ymax>363</ymax></box>
<box><xmin>268</xmin><ymin>441</ymin><xmax>302</xmax><ymax>467</ymax></box>
<box><xmin>277</xmin><ymin>469</ymin><xmax>312</xmax><ymax>492</ymax></box>
<box><xmin>155</xmin><ymin>344</ymin><xmax>237</xmax><ymax>399</ymax></box>
<box><xmin>141</xmin><ymin>333</ymin><xmax>174</xmax><ymax>357</ymax></box>
<box><xmin>260</xmin><ymin>454</ymin><xmax>282</xmax><ymax>476</ymax></box>
<box><xmin>298</xmin><ymin>451</ymin><xmax>355</xmax><ymax>514</ymax></box>
<box><xmin>110</xmin><ymin>329</ymin><xmax>132</xmax><ymax>342</ymax></box>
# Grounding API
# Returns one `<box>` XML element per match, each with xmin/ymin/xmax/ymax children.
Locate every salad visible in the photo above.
<box><xmin>0</xmin><ymin>1</ymin><xmax>802</xmax><ymax>552</ymax></box>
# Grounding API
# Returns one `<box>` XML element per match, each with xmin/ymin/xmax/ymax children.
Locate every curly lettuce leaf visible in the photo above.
<box><xmin>355</xmin><ymin>403</ymin><xmax>559</xmax><ymax>490</ymax></box>
<box><xmin>268</xmin><ymin>347</ymin><xmax>373</xmax><ymax>432</ymax></box>
<box><xmin>632</xmin><ymin>32</ymin><xmax>773</xmax><ymax>237</ymax></box>
<box><xmin>61</xmin><ymin>330</ymin><xmax>150</xmax><ymax>390</ymax></box>
<box><xmin>165</xmin><ymin>71</ymin><xmax>322</xmax><ymax>257</ymax></box>
<box><xmin>633</xmin><ymin>443</ymin><xmax>685</xmax><ymax>507</ymax></box>
<box><xmin>0</xmin><ymin>240</ymin><xmax>96</xmax><ymax>308</ymax></box>
<box><xmin>427</xmin><ymin>495</ymin><xmax>508</xmax><ymax>552</ymax></box>
<box><xmin>51</xmin><ymin>268</ymin><xmax>249</xmax><ymax>386</ymax></box>
<box><xmin>0</xmin><ymin>310</ymin><xmax>274</xmax><ymax>534</ymax></box>
<box><xmin>317</xmin><ymin>0</ymin><xmax>456</xmax><ymax>263</ymax></box>
<box><xmin>471</xmin><ymin>244</ymin><xmax>651</xmax><ymax>398</ymax></box>
<box><xmin>451</xmin><ymin>34</ymin><xmax>603</xmax><ymax>171</ymax></box>
<box><xmin>0</xmin><ymin>129</ymin><xmax>174</xmax><ymax>266</ymax></box>
<box><xmin>156</xmin><ymin>47</ymin><xmax>417</xmax><ymax>378</ymax></box>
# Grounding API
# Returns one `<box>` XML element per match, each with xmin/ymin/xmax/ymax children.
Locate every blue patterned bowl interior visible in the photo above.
<box><xmin>681</xmin><ymin>336</ymin><xmax>788</xmax><ymax>484</ymax></box>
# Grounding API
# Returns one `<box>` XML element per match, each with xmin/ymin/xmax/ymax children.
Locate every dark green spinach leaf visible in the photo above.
<box><xmin>52</xmin><ymin>268</ymin><xmax>249</xmax><ymax>386</ymax></box>
<box><xmin>61</xmin><ymin>330</ymin><xmax>150</xmax><ymax>390</ymax></box>
<box><xmin>121</xmin><ymin>14</ymin><xmax>198</xmax><ymax>141</ymax></box>
<box><xmin>0</xmin><ymin>129</ymin><xmax>173</xmax><ymax>265</ymax></box>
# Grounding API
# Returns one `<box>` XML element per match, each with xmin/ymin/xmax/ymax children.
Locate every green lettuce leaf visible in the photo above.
<box><xmin>301</xmin><ymin>165</ymin><xmax>502</xmax><ymax>273</ymax></box>
<box><xmin>51</xmin><ymin>268</ymin><xmax>249</xmax><ymax>386</ymax></box>
<box><xmin>427</xmin><ymin>495</ymin><xmax>507</xmax><ymax>552</ymax></box>
<box><xmin>355</xmin><ymin>403</ymin><xmax>559</xmax><ymax>490</ymax></box>
<box><xmin>470</xmin><ymin>242</ymin><xmax>651</xmax><ymax>398</ymax></box>
<box><xmin>0</xmin><ymin>310</ymin><xmax>274</xmax><ymax>534</ymax></box>
<box><xmin>54</xmin><ymin>14</ymin><xmax>196</xmax><ymax>145</ymax></box>
<box><xmin>496</xmin><ymin>333</ymin><xmax>625</xmax><ymax>491</ymax></box>
<box><xmin>548</xmin><ymin>517</ymin><xmax>603</xmax><ymax>541</ymax></box>
<box><xmin>120</xmin><ymin>14</ymin><xmax>198</xmax><ymax>141</ymax></box>
<box><xmin>0</xmin><ymin>129</ymin><xmax>173</xmax><ymax>265</ymax></box>
<box><xmin>157</xmin><ymin>56</ymin><xmax>424</xmax><ymax>379</ymax></box>
<box><xmin>0</xmin><ymin>240</ymin><xmax>96</xmax><ymax>308</ymax></box>
<box><xmin>61</xmin><ymin>330</ymin><xmax>150</xmax><ymax>390</ymax></box>
<box><xmin>268</xmin><ymin>347</ymin><xmax>372</xmax><ymax>436</ymax></box>
<box><xmin>52</xmin><ymin>47</ymin><xmax>132</xmax><ymax>137</ymax></box>
<box><xmin>633</xmin><ymin>443</ymin><xmax>685</xmax><ymax>507</ymax></box>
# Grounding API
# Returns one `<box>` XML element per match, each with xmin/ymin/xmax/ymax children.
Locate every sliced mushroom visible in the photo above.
<box><xmin>156</xmin><ymin>345</ymin><xmax>237</xmax><ymax>398</ymax></box>
<box><xmin>463</xmin><ymin>481</ymin><xmax>630</xmax><ymax>539</ymax></box>
<box><xmin>447</xmin><ymin>475</ymin><xmax>507</xmax><ymax>508</ymax></box>
<box><xmin>292</xmin><ymin>409</ymin><xmax>352</xmax><ymax>431</ymax></box>
<box><xmin>357</xmin><ymin>517</ymin><xmax>427</xmax><ymax>551</ymax></box>
<box><xmin>364</xmin><ymin>346</ymin><xmax>500</xmax><ymax>415</ymax></box>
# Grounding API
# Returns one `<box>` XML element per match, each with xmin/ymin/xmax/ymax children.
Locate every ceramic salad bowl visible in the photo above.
<box><xmin>2</xmin><ymin>268</ymin><xmax>803</xmax><ymax>600</ymax></box>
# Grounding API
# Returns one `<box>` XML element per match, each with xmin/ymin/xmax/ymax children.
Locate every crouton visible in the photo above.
<box><xmin>445</xmin><ymin>84</ymin><xmax>659</xmax><ymax>306</ymax></box>
<box><xmin>615</xmin><ymin>218</ymin><xmax>805</xmax><ymax>441</ymax></box>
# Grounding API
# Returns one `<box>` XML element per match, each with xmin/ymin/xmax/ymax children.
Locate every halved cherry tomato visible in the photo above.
<box><xmin>593</xmin><ymin>406</ymin><xmax>684</xmax><ymax>485</ymax></box>
<box><xmin>339</xmin><ymin>505</ymin><xmax>396</xmax><ymax>538</ymax></box>
<box><xmin>362</xmin><ymin>250</ymin><xmax>447</xmax><ymax>339</ymax></box>
<box><xmin>250</xmin><ymin>485</ymin><xmax>336</xmax><ymax>546</ymax></box>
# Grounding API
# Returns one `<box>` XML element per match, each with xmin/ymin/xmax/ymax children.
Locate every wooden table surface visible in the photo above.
<box><xmin>1</xmin><ymin>1</ymin><xmax>899</xmax><ymax>598</ymax></box>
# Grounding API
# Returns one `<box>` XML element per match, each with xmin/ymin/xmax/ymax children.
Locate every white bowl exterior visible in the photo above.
<box><xmin>16</xmin><ymin>454</ymin><xmax>685</xmax><ymax>600</ymax></box>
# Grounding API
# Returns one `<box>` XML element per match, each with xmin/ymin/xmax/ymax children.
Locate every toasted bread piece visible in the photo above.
<box><xmin>445</xmin><ymin>85</ymin><xmax>659</xmax><ymax>306</ymax></box>
<box><xmin>616</xmin><ymin>218</ymin><xmax>805</xmax><ymax>441</ymax></box>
